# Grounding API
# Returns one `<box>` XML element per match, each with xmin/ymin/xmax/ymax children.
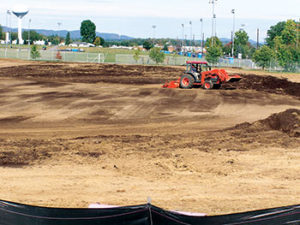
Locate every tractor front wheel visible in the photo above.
<box><xmin>180</xmin><ymin>74</ymin><xmax>194</xmax><ymax>89</ymax></box>
<box><xmin>203</xmin><ymin>80</ymin><xmax>214</xmax><ymax>90</ymax></box>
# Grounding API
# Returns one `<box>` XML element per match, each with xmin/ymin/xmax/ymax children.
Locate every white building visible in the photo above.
<box><xmin>33</xmin><ymin>40</ymin><xmax>46</xmax><ymax>45</ymax></box>
<box><xmin>182</xmin><ymin>46</ymin><xmax>206</xmax><ymax>53</ymax></box>
<box><xmin>69</xmin><ymin>42</ymin><xmax>95</xmax><ymax>47</ymax></box>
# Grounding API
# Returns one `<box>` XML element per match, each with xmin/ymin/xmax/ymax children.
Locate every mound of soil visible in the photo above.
<box><xmin>0</xmin><ymin>139</ymin><xmax>58</xmax><ymax>167</ymax></box>
<box><xmin>0</xmin><ymin>62</ymin><xmax>299</xmax><ymax>98</ymax></box>
<box><xmin>0</xmin><ymin>63</ymin><xmax>182</xmax><ymax>85</ymax></box>
<box><xmin>0</xmin><ymin>149</ymin><xmax>51</xmax><ymax>167</ymax></box>
<box><xmin>224</xmin><ymin>75</ymin><xmax>300</xmax><ymax>98</ymax></box>
<box><xmin>232</xmin><ymin>109</ymin><xmax>300</xmax><ymax>137</ymax></box>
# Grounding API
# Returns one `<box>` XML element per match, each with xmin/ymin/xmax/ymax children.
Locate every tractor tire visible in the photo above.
<box><xmin>203</xmin><ymin>80</ymin><xmax>214</xmax><ymax>90</ymax></box>
<box><xmin>180</xmin><ymin>74</ymin><xmax>194</xmax><ymax>89</ymax></box>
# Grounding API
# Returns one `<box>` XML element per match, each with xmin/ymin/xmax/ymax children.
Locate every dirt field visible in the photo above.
<box><xmin>0</xmin><ymin>59</ymin><xmax>299</xmax><ymax>215</ymax></box>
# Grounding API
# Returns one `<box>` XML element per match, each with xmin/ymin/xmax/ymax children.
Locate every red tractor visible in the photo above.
<box><xmin>162</xmin><ymin>61</ymin><xmax>241</xmax><ymax>89</ymax></box>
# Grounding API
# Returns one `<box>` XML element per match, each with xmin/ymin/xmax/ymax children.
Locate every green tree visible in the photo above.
<box><xmin>100</xmin><ymin>37</ymin><xmax>105</xmax><ymax>46</ymax></box>
<box><xmin>266</xmin><ymin>21</ymin><xmax>286</xmax><ymax>48</ymax></box>
<box><xmin>271</xmin><ymin>20</ymin><xmax>299</xmax><ymax>71</ymax></box>
<box><xmin>80</xmin><ymin>20</ymin><xmax>96</xmax><ymax>43</ymax></box>
<box><xmin>205</xmin><ymin>36</ymin><xmax>222</xmax><ymax>48</ymax></box>
<box><xmin>22</xmin><ymin>31</ymin><xmax>44</xmax><ymax>44</ymax></box>
<box><xmin>234</xmin><ymin>30</ymin><xmax>252</xmax><ymax>58</ymax></box>
<box><xmin>133</xmin><ymin>49</ymin><xmax>141</xmax><ymax>63</ymax></box>
<box><xmin>11</xmin><ymin>32</ymin><xmax>18</xmax><ymax>41</ymax></box>
<box><xmin>65</xmin><ymin>32</ymin><xmax>71</xmax><ymax>45</ymax></box>
<box><xmin>93</xmin><ymin>36</ymin><xmax>101</xmax><ymax>46</ymax></box>
<box><xmin>47</xmin><ymin>35</ymin><xmax>60</xmax><ymax>45</ymax></box>
<box><xmin>30</xmin><ymin>45</ymin><xmax>40</xmax><ymax>59</ymax></box>
<box><xmin>274</xmin><ymin>36</ymin><xmax>296</xmax><ymax>71</ymax></box>
<box><xmin>143</xmin><ymin>40</ymin><xmax>154</xmax><ymax>50</ymax></box>
<box><xmin>253</xmin><ymin>46</ymin><xmax>275</xmax><ymax>70</ymax></box>
<box><xmin>281</xmin><ymin>20</ymin><xmax>297</xmax><ymax>45</ymax></box>
<box><xmin>206</xmin><ymin>45</ymin><xmax>222</xmax><ymax>64</ymax></box>
<box><xmin>234</xmin><ymin>30</ymin><xmax>249</xmax><ymax>46</ymax></box>
<box><xmin>162</xmin><ymin>44</ymin><xmax>168</xmax><ymax>51</ymax></box>
<box><xmin>149</xmin><ymin>47</ymin><xmax>165</xmax><ymax>64</ymax></box>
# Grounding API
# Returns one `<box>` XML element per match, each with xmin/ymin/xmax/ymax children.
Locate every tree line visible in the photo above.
<box><xmin>204</xmin><ymin>20</ymin><xmax>299</xmax><ymax>71</ymax></box>
<box><xmin>1</xmin><ymin>19</ymin><xmax>299</xmax><ymax>71</ymax></box>
<box><xmin>253</xmin><ymin>20</ymin><xmax>299</xmax><ymax>71</ymax></box>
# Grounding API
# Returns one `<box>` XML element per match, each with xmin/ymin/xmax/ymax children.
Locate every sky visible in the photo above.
<box><xmin>0</xmin><ymin>0</ymin><xmax>299</xmax><ymax>42</ymax></box>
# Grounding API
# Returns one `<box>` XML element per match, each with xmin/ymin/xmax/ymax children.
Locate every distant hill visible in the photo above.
<box><xmin>2</xmin><ymin>26</ymin><xmax>259</xmax><ymax>44</ymax></box>
<box><xmin>1</xmin><ymin>26</ymin><xmax>133</xmax><ymax>41</ymax></box>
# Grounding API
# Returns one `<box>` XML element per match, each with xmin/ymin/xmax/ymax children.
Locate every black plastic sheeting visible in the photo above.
<box><xmin>0</xmin><ymin>200</ymin><xmax>299</xmax><ymax>225</ymax></box>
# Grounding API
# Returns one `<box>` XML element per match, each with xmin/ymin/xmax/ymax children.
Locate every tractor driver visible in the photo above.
<box><xmin>191</xmin><ymin>64</ymin><xmax>200</xmax><ymax>80</ymax></box>
<box><xmin>191</xmin><ymin>64</ymin><xmax>197</xmax><ymax>72</ymax></box>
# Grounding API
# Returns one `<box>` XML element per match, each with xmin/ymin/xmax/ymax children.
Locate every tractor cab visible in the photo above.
<box><xmin>185</xmin><ymin>61</ymin><xmax>211</xmax><ymax>82</ymax></box>
<box><xmin>186</xmin><ymin>61</ymin><xmax>211</xmax><ymax>74</ymax></box>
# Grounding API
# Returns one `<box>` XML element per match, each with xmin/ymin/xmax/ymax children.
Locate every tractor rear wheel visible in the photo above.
<box><xmin>180</xmin><ymin>74</ymin><xmax>194</xmax><ymax>89</ymax></box>
<box><xmin>203</xmin><ymin>80</ymin><xmax>214</xmax><ymax>90</ymax></box>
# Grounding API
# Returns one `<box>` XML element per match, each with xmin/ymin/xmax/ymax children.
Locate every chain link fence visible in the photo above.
<box><xmin>0</xmin><ymin>48</ymin><xmax>105</xmax><ymax>63</ymax></box>
<box><xmin>115</xmin><ymin>54</ymin><xmax>190</xmax><ymax>65</ymax></box>
<box><xmin>116</xmin><ymin>54</ymin><xmax>300</xmax><ymax>72</ymax></box>
<box><xmin>0</xmin><ymin>47</ymin><xmax>299</xmax><ymax>72</ymax></box>
<box><xmin>116</xmin><ymin>54</ymin><xmax>261</xmax><ymax>69</ymax></box>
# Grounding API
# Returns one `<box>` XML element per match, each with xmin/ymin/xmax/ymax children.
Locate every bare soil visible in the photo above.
<box><xmin>0</xmin><ymin>59</ymin><xmax>299</xmax><ymax>215</ymax></box>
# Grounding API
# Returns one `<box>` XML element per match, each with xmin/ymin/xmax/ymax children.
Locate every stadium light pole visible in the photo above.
<box><xmin>231</xmin><ymin>9</ymin><xmax>235</xmax><ymax>57</ymax></box>
<box><xmin>200</xmin><ymin>18</ymin><xmax>204</xmax><ymax>54</ymax></box>
<box><xmin>214</xmin><ymin>14</ymin><xmax>217</xmax><ymax>37</ymax></box>
<box><xmin>181</xmin><ymin>24</ymin><xmax>185</xmax><ymax>47</ymax></box>
<box><xmin>6</xmin><ymin>11</ymin><xmax>8</xmax><ymax>47</ymax></box>
<box><xmin>57</xmin><ymin>22</ymin><xmax>62</xmax><ymax>44</ymax></box>
<box><xmin>28</xmin><ymin>19</ymin><xmax>31</xmax><ymax>48</ymax></box>
<box><xmin>209</xmin><ymin>0</ymin><xmax>217</xmax><ymax>46</ymax></box>
<box><xmin>152</xmin><ymin>25</ymin><xmax>156</xmax><ymax>45</ymax></box>
<box><xmin>189</xmin><ymin>21</ymin><xmax>192</xmax><ymax>46</ymax></box>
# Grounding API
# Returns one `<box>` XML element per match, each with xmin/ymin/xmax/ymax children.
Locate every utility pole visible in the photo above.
<box><xmin>231</xmin><ymin>9</ymin><xmax>235</xmax><ymax>57</ymax></box>
<box><xmin>214</xmin><ymin>14</ymin><xmax>217</xmax><ymax>37</ymax></box>
<box><xmin>152</xmin><ymin>25</ymin><xmax>156</xmax><ymax>45</ymax></box>
<box><xmin>202</xmin><ymin>33</ymin><xmax>205</xmax><ymax>55</ymax></box>
<box><xmin>189</xmin><ymin>21</ymin><xmax>192</xmax><ymax>46</ymax></box>
<box><xmin>28</xmin><ymin>19</ymin><xmax>31</xmax><ymax>48</ymax></box>
<box><xmin>181</xmin><ymin>24</ymin><xmax>185</xmax><ymax>48</ymax></box>
<box><xmin>6</xmin><ymin>11</ymin><xmax>8</xmax><ymax>48</ymax></box>
<box><xmin>200</xmin><ymin>18</ymin><xmax>203</xmax><ymax>53</ymax></box>
<box><xmin>57</xmin><ymin>22</ymin><xmax>62</xmax><ymax>44</ymax></box>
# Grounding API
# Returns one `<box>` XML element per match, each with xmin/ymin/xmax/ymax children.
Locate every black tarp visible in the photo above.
<box><xmin>0</xmin><ymin>200</ymin><xmax>299</xmax><ymax>225</ymax></box>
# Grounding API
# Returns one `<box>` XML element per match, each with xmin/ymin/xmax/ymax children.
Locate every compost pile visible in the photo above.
<box><xmin>224</xmin><ymin>75</ymin><xmax>300</xmax><ymax>97</ymax></box>
<box><xmin>0</xmin><ymin>63</ymin><xmax>182</xmax><ymax>85</ymax></box>
<box><xmin>1</xmin><ymin>63</ymin><xmax>300</xmax><ymax>98</ymax></box>
<box><xmin>233</xmin><ymin>109</ymin><xmax>300</xmax><ymax>137</ymax></box>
